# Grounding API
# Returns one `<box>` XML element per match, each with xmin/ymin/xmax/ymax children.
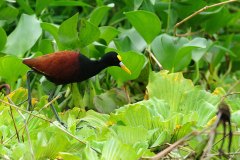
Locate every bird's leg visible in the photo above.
<box><xmin>227</xmin><ymin>119</ymin><xmax>232</xmax><ymax>153</ymax></box>
<box><xmin>48</xmin><ymin>87</ymin><xmax>66</xmax><ymax>128</ymax></box>
<box><xmin>219</xmin><ymin>121</ymin><xmax>226</xmax><ymax>155</ymax></box>
<box><xmin>27</xmin><ymin>70</ymin><xmax>34</xmax><ymax>110</ymax></box>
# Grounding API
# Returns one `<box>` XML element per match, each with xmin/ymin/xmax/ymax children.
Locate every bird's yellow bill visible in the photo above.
<box><xmin>119</xmin><ymin>62</ymin><xmax>131</xmax><ymax>74</ymax></box>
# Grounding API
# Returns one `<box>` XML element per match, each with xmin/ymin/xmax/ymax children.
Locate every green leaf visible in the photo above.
<box><xmin>16</xmin><ymin>0</ymin><xmax>34</xmax><ymax>14</ymax></box>
<box><xmin>2</xmin><ymin>14</ymin><xmax>42</xmax><ymax>57</ymax></box>
<box><xmin>125</xmin><ymin>10</ymin><xmax>161</xmax><ymax>44</ymax></box>
<box><xmin>99</xmin><ymin>26</ymin><xmax>120</xmax><ymax>44</ymax></box>
<box><xmin>89</xmin><ymin>6</ymin><xmax>112</xmax><ymax>26</ymax></box>
<box><xmin>38</xmin><ymin>39</ymin><xmax>54</xmax><ymax>54</ymax></box>
<box><xmin>108</xmin><ymin>51</ymin><xmax>147</xmax><ymax>86</ymax></box>
<box><xmin>113</xmin><ymin>126</ymin><xmax>148</xmax><ymax>145</ymax></box>
<box><xmin>40</xmin><ymin>22</ymin><xmax>62</xmax><ymax>48</ymax></box>
<box><xmin>49</xmin><ymin>0</ymin><xmax>91</xmax><ymax>7</ymax></box>
<box><xmin>58</xmin><ymin>13</ymin><xmax>79</xmax><ymax>50</ymax></box>
<box><xmin>0</xmin><ymin>27</ymin><xmax>7</xmax><ymax>50</ymax></box>
<box><xmin>36</xmin><ymin>0</ymin><xmax>54</xmax><ymax>15</ymax></box>
<box><xmin>94</xmin><ymin>88</ymin><xmax>128</xmax><ymax>113</ymax></box>
<box><xmin>0</xmin><ymin>5</ymin><xmax>18</xmax><ymax>20</ymax></box>
<box><xmin>0</xmin><ymin>56</ymin><xmax>28</xmax><ymax>87</ymax></box>
<box><xmin>151</xmin><ymin>34</ymin><xmax>208</xmax><ymax>71</ymax></box>
<box><xmin>232</xmin><ymin>110</ymin><xmax>240</xmax><ymax>127</ymax></box>
<box><xmin>115</xmin><ymin>28</ymin><xmax>147</xmax><ymax>52</ymax></box>
<box><xmin>79</xmin><ymin>19</ymin><xmax>100</xmax><ymax>48</ymax></box>
<box><xmin>101</xmin><ymin>138</ymin><xmax>138</xmax><ymax>160</ymax></box>
<box><xmin>114</xmin><ymin>104</ymin><xmax>152</xmax><ymax>129</ymax></box>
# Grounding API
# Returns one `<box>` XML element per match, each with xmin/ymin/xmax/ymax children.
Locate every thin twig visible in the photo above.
<box><xmin>148</xmin><ymin>127</ymin><xmax>210</xmax><ymax>159</ymax></box>
<box><xmin>7</xmin><ymin>97</ymin><xmax>20</xmax><ymax>142</ymax></box>
<box><xmin>201</xmin><ymin>112</ymin><xmax>222</xmax><ymax>159</ymax></box>
<box><xmin>0</xmin><ymin>99</ymin><xmax>87</xmax><ymax>146</ymax></box>
<box><xmin>146</xmin><ymin>46</ymin><xmax>163</xmax><ymax>70</ymax></box>
<box><xmin>2</xmin><ymin>95</ymin><xmax>61</xmax><ymax>144</ymax></box>
<box><xmin>174</xmin><ymin>0</ymin><xmax>238</xmax><ymax>36</ymax></box>
<box><xmin>7</xmin><ymin>97</ymin><xmax>35</xmax><ymax>160</ymax></box>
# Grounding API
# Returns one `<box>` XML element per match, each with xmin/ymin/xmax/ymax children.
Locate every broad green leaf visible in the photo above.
<box><xmin>99</xmin><ymin>26</ymin><xmax>119</xmax><ymax>45</ymax></box>
<box><xmin>40</xmin><ymin>22</ymin><xmax>62</xmax><ymax>49</ymax></box>
<box><xmin>113</xmin><ymin>126</ymin><xmax>148</xmax><ymax>145</ymax></box>
<box><xmin>232</xmin><ymin>110</ymin><xmax>240</xmax><ymax>127</ymax></box>
<box><xmin>79</xmin><ymin>110</ymin><xmax>109</xmax><ymax>130</ymax></box>
<box><xmin>134</xmin><ymin>0</ymin><xmax>143</xmax><ymax>10</ymax></box>
<box><xmin>0</xmin><ymin>56</ymin><xmax>28</xmax><ymax>87</ymax></box>
<box><xmin>0</xmin><ymin>27</ymin><xmax>7</xmax><ymax>50</ymax></box>
<box><xmin>125</xmin><ymin>10</ymin><xmax>161</xmax><ymax>44</ymax></box>
<box><xmin>94</xmin><ymin>88</ymin><xmax>128</xmax><ymax>113</ymax></box>
<box><xmin>58</xmin><ymin>13</ymin><xmax>79</xmax><ymax>50</ymax></box>
<box><xmin>114</xmin><ymin>104</ymin><xmax>152</xmax><ymax>129</ymax></box>
<box><xmin>36</xmin><ymin>0</ymin><xmax>54</xmax><ymax>15</ymax></box>
<box><xmin>203</xmin><ymin>8</ymin><xmax>232</xmax><ymax>34</ymax></box>
<box><xmin>89</xmin><ymin>6</ymin><xmax>112</xmax><ymax>26</ymax></box>
<box><xmin>2</xmin><ymin>14</ymin><xmax>42</xmax><ymax>57</ymax></box>
<box><xmin>79</xmin><ymin>19</ymin><xmax>100</xmax><ymax>48</ymax></box>
<box><xmin>147</xmin><ymin>71</ymin><xmax>193</xmax><ymax>112</ymax></box>
<box><xmin>49</xmin><ymin>0</ymin><xmax>91</xmax><ymax>7</ymax></box>
<box><xmin>0</xmin><ymin>5</ymin><xmax>18</xmax><ymax>20</ymax></box>
<box><xmin>101</xmin><ymin>138</ymin><xmax>138</xmax><ymax>160</ymax></box>
<box><xmin>152</xmin><ymin>34</ymin><xmax>208</xmax><ymax>71</ymax></box>
<box><xmin>151</xmin><ymin>34</ymin><xmax>187</xmax><ymax>71</ymax></box>
<box><xmin>115</xmin><ymin>28</ymin><xmax>147</xmax><ymax>52</ymax></box>
<box><xmin>82</xmin><ymin>145</ymin><xmax>98</xmax><ymax>160</ymax></box>
<box><xmin>38</xmin><ymin>39</ymin><xmax>54</xmax><ymax>54</ymax></box>
<box><xmin>146</xmin><ymin>71</ymin><xmax>219</xmax><ymax>126</ymax></box>
<box><xmin>16</xmin><ymin>0</ymin><xmax>34</xmax><ymax>14</ymax></box>
<box><xmin>108</xmin><ymin>51</ymin><xmax>147</xmax><ymax>86</ymax></box>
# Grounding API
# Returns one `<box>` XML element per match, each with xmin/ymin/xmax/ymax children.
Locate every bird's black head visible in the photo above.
<box><xmin>101</xmin><ymin>51</ymin><xmax>120</xmax><ymax>66</ymax></box>
<box><xmin>101</xmin><ymin>51</ymin><xmax>131</xmax><ymax>74</ymax></box>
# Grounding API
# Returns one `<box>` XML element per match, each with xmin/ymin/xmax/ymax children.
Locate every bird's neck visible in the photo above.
<box><xmin>80</xmin><ymin>59</ymin><xmax>110</xmax><ymax>80</ymax></box>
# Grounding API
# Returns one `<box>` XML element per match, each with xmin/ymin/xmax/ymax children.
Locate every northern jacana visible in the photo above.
<box><xmin>23</xmin><ymin>51</ymin><xmax>131</xmax><ymax>125</ymax></box>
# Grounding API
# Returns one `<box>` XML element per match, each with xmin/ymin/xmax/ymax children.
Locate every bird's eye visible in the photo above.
<box><xmin>117</xmin><ymin>55</ymin><xmax>122</xmax><ymax>61</ymax></box>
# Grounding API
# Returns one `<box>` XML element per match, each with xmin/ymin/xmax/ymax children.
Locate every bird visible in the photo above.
<box><xmin>23</xmin><ymin>51</ymin><xmax>131</xmax><ymax>84</ymax></box>
<box><xmin>22</xmin><ymin>51</ymin><xmax>131</xmax><ymax>125</ymax></box>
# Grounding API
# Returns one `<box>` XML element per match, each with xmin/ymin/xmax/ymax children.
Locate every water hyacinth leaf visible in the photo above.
<box><xmin>0</xmin><ymin>56</ymin><xmax>29</xmax><ymax>87</ymax></box>
<box><xmin>99</xmin><ymin>26</ymin><xmax>120</xmax><ymax>45</ymax></box>
<box><xmin>0</xmin><ymin>5</ymin><xmax>19</xmax><ymax>20</ymax></box>
<box><xmin>40</xmin><ymin>22</ymin><xmax>62</xmax><ymax>49</ymax></box>
<box><xmin>125</xmin><ymin>10</ymin><xmax>161</xmax><ymax>44</ymax></box>
<box><xmin>108</xmin><ymin>51</ymin><xmax>146</xmax><ymax>86</ymax></box>
<box><xmin>79</xmin><ymin>19</ymin><xmax>100</xmax><ymax>48</ymax></box>
<box><xmin>94</xmin><ymin>88</ymin><xmax>128</xmax><ymax>113</ymax></box>
<box><xmin>89</xmin><ymin>5</ymin><xmax>112</xmax><ymax>26</ymax></box>
<box><xmin>49</xmin><ymin>0</ymin><xmax>91</xmax><ymax>7</ymax></box>
<box><xmin>0</xmin><ymin>27</ymin><xmax>7</xmax><ymax>50</ymax></box>
<box><xmin>2</xmin><ymin>14</ymin><xmax>42</xmax><ymax>57</ymax></box>
<box><xmin>58</xmin><ymin>13</ymin><xmax>79</xmax><ymax>50</ymax></box>
<box><xmin>152</xmin><ymin>35</ymin><xmax>208</xmax><ymax>71</ymax></box>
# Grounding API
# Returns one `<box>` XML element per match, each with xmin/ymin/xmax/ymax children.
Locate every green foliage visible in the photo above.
<box><xmin>2</xmin><ymin>14</ymin><xmax>42</xmax><ymax>57</ymax></box>
<box><xmin>1</xmin><ymin>0</ymin><xmax>240</xmax><ymax>159</ymax></box>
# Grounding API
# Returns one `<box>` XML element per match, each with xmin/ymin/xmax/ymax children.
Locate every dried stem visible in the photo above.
<box><xmin>201</xmin><ymin>112</ymin><xmax>222</xmax><ymax>159</ymax></box>
<box><xmin>146</xmin><ymin>46</ymin><xmax>163</xmax><ymax>70</ymax></box>
<box><xmin>174</xmin><ymin>0</ymin><xmax>238</xmax><ymax>36</ymax></box>
<box><xmin>7</xmin><ymin>97</ymin><xmax>35</xmax><ymax>160</ymax></box>
<box><xmin>148</xmin><ymin>127</ymin><xmax>210</xmax><ymax>159</ymax></box>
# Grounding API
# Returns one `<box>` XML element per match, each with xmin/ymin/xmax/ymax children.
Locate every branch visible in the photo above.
<box><xmin>174</xmin><ymin>0</ymin><xmax>238</xmax><ymax>36</ymax></box>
